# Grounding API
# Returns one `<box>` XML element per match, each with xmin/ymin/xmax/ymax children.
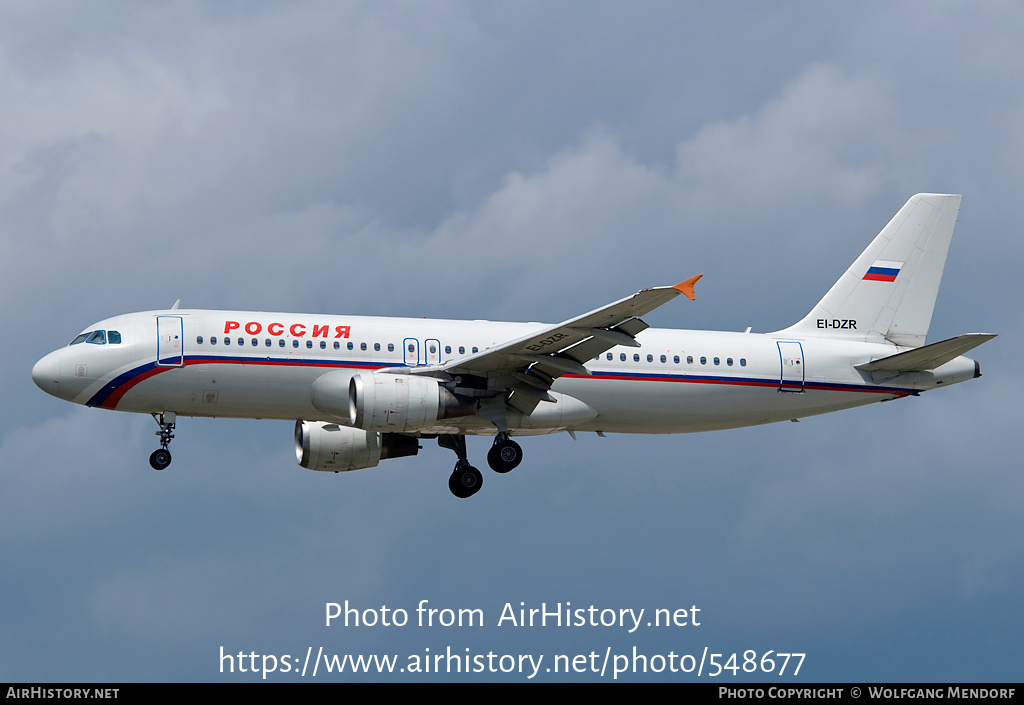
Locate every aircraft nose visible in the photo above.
<box><xmin>32</xmin><ymin>352</ymin><xmax>61</xmax><ymax>397</ymax></box>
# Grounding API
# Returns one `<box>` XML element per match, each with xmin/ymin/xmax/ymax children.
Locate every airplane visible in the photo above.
<box><xmin>32</xmin><ymin>193</ymin><xmax>994</xmax><ymax>498</ymax></box>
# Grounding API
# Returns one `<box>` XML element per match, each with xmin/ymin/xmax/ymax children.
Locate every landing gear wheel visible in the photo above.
<box><xmin>149</xmin><ymin>449</ymin><xmax>172</xmax><ymax>470</ymax></box>
<box><xmin>149</xmin><ymin>412</ymin><xmax>177</xmax><ymax>471</ymax></box>
<box><xmin>449</xmin><ymin>463</ymin><xmax>483</xmax><ymax>499</ymax></box>
<box><xmin>487</xmin><ymin>437</ymin><xmax>522</xmax><ymax>474</ymax></box>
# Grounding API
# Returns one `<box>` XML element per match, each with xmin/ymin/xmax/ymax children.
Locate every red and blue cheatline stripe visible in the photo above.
<box><xmin>86</xmin><ymin>355</ymin><xmax>403</xmax><ymax>410</ymax></box>
<box><xmin>568</xmin><ymin>370</ymin><xmax>914</xmax><ymax>397</ymax></box>
<box><xmin>86</xmin><ymin>356</ymin><xmax>916</xmax><ymax>410</ymax></box>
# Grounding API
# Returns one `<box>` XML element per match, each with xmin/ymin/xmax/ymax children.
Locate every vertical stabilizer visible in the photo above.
<box><xmin>777</xmin><ymin>193</ymin><xmax>961</xmax><ymax>346</ymax></box>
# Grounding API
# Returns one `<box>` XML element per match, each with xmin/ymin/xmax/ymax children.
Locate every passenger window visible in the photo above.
<box><xmin>292</xmin><ymin>340</ymin><xmax>299</xmax><ymax>348</ymax></box>
<box><xmin>374</xmin><ymin>343</ymin><xmax>381</xmax><ymax>352</ymax></box>
<box><xmin>237</xmin><ymin>338</ymin><xmax>243</xmax><ymax>346</ymax></box>
<box><xmin>727</xmin><ymin>358</ymin><xmax>733</xmax><ymax>366</ymax></box>
<box><xmin>740</xmin><ymin>358</ymin><xmax>747</xmax><ymax>367</ymax></box>
<box><xmin>334</xmin><ymin>341</ymin><xmax>340</xmax><ymax>350</ymax></box>
<box><xmin>700</xmin><ymin>356</ymin><xmax>706</xmax><ymax>365</ymax></box>
<box><xmin>673</xmin><ymin>355</ymin><xmax>680</xmax><ymax>364</ymax></box>
<box><xmin>687</xmin><ymin>356</ymin><xmax>693</xmax><ymax>364</ymax></box>
<box><xmin>459</xmin><ymin>346</ymin><xmax>465</xmax><ymax>355</ymax></box>
<box><xmin>714</xmin><ymin>357</ymin><xmax>720</xmax><ymax>365</ymax></box>
<box><xmin>389</xmin><ymin>344</ymin><xmax>395</xmax><ymax>352</ymax></box>
<box><xmin>647</xmin><ymin>354</ymin><xmax>653</xmax><ymax>362</ymax></box>
<box><xmin>472</xmin><ymin>347</ymin><xmax>478</xmax><ymax>353</ymax></box>
<box><xmin>224</xmin><ymin>337</ymin><xmax>231</xmax><ymax>346</ymax></box>
<box><xmin>444</xmin><ymin>345</ymin><xmax>451</xmax><ymax>354</ymax></box>
<box><xmin>211</xmin><ymin>337</ymin><xmax>218</xmax><ymax>345</ymax></box>
<box><xmin>347</xmin><ymin>342</ymin><xmax>354</xmax><ymax>350</ymax></box>
<box><xmin>633</xmin><ymin>354</ymin><xmax>640</xmax><ymax>362</ymax></box>
<box><xmin>620</xmin><ymin>353</ymin><xmax>626</xmax><ymax>361</ymax></box>
<box><xmin>606</xmin><ymin>353</ymin><xmax>613</xmax><ymax>360</ymax></box>
<box><xmin>279</xmin><ymin>339</ymin><xmax>285</xmax><ymax>348</ymax></box>
<box><xmin>86</xmin><ymin>330</ymin><xmax>106</xmax><ymax>345</ymax></box>
<box><xmin>320</xmin><ymin>341</ymin><xmax>326</xmax><ymax>349</ymax></box>
<box><xmin>196</xmin><ymin>336</ymin><xmax>204</xmax><ymax>344</ymax></box>
<box><xmin>252</xmin><ymin>338</ymin><xmax>258</xmax><ymax>346</ymax></box>
<box><xmin>107</xmin><ymin>331</ymin><xmax>121</xmax><ymax>344</ymax></box>
<box><xmin>361</xmin><ymin>343</ymin><xmax>367</xmax><ymax>351</ymax></box>
<box><xmin>306</xmin><ymin>340</ymin><xmax>313</xmax><ymax>349</ymax></box>
<box><xmin>660</xmin><ymin>355</ymin><xmax>667</xmax><ymax>363</ymax></box>
<box><xmin>265</xmin><ymin>339</ymin><xmax>271</xmax><ymax>347</ymax></box>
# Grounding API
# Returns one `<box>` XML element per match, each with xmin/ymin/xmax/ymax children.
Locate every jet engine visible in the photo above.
<box><xmin>344</xmin><ymin>371</ymin><xmax>475</xmax><ymax>432</ymax></box>
<box><xmin>294</xmin><ymin>420</ymin><xmax>418</xmax><ymax>472</ymax></box>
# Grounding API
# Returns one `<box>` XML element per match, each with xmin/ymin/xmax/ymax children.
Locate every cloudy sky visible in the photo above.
<box><xmin>2</xmin><ymin>1</ymin><xmax>1021</xmax><ymax>682</ymax></box>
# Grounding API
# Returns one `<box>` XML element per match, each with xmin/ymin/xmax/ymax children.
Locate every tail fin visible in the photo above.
<box><xmin>778</xmin><ymin>193</ymin><xmax>961</xmax><ymax>346</ymax></box>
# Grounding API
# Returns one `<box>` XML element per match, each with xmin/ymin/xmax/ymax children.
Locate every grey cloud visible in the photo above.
<box><xmin>2</xmin><ymin>2</ymin><xmax>1021</xmax><ymax>682</ymax></box>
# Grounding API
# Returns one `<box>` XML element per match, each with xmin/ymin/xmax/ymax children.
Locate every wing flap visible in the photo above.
<box><xmin>615</xmin><ymin>318</ymin><xmax>650</xmax><ymax>338</ymax></box>
<box><xmin>517</xmin><ymin>353</ymin><xmax>592</xmax><ymax>376</ymax></box>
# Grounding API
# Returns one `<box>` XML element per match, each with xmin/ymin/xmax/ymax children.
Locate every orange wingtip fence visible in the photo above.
<box><xmin>673</xmin><ymin>274</ymin><xmax>703</xmax><ymax>301</ymax></box>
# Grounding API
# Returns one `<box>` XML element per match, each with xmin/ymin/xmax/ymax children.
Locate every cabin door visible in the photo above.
<box><xmin>156</xmin><ymin>316</ymin><xmax>185</xmax><ymax>367</ymax></box>
<box><xmin>777</xmin><ymin>341</ymin><xmax>804</xmax><ymax>392</ymax></box>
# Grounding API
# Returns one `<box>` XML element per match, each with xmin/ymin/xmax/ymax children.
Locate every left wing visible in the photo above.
<box><xmin>420</xmin><ymin>276</ymin><xmax>701</xmax><ymax>415</ymax></box>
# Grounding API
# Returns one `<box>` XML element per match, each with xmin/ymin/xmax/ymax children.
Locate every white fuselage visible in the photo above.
<box><xmin>32</xmin><ymin>308</ymin><xmax>979</xmax><ymax>437</ymax></box>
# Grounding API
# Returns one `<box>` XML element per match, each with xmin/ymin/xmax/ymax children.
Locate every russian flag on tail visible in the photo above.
<box><xmin>863</xmin><ymin>259</ymin><xmax>903</xmax><ymax>282</ymax></box>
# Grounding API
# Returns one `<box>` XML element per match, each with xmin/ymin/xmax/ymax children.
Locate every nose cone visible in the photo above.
<box><xmin>32</xmin><ymin>351</ymin><xmax>61</xmax><ymax>397</ymax></box>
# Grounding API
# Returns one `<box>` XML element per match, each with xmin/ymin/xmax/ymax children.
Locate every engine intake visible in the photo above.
<box><xmin>294</xmin><ymin>420</ymin><xmax>418</xmax><ymax>472</ymax></box>
<box><xmin>346</xmin><ymin>371</ymin><xmax>475</xmax><ymax>432</ymax></box>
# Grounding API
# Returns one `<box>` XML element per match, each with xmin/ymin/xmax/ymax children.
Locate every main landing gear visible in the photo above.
<box><xmin>439</xmin><ymin>435</ymin><xmax>482</xmax><ymax>499</ymax></box>
<box><xmin>439</xmin><ymin>433</ymin><xmax>524</xmax><ymax>498</ymax></box>
<box><xmin>487</xmin><ymin>433</ymin><xmax>522</xmax><ymax>474</ymax></box>
<box><xmin>449</xmin><ymin>461</ymin><xmax>483</xmax><ymax>499</ymax></box>
<box><xmin>149</xmin><ymin>412</ymin><xmax>176</xmax><ymax>470</ymax></box>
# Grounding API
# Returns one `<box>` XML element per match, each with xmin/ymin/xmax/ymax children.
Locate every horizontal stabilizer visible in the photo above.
<box><xmin>855</xmin><ymin>333</ymin><xmax>996</xmax><ymax>372</ymax></box>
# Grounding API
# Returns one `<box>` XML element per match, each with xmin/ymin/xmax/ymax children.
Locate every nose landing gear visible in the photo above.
<box><xmin>149</xmin><ymin>412</ymin><xmax>176</xmax><ymax>470</ymax></box>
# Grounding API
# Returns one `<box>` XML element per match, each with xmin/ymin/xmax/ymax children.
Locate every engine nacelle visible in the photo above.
<box><xmin>346</xmin><ymin>371</ymin><xmax>475</xmax><ymax>432</ymax></box>
<box><xmin>294</xmin><ymin>420</ymin><xmax>418</xmax><ymax>472</ymax></box>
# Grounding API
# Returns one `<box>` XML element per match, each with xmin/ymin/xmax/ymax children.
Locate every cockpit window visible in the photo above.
<box><xmin>70</xmin><ymin>329</ymin><xmax>120</xmax><ymax>345</ymax></box>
